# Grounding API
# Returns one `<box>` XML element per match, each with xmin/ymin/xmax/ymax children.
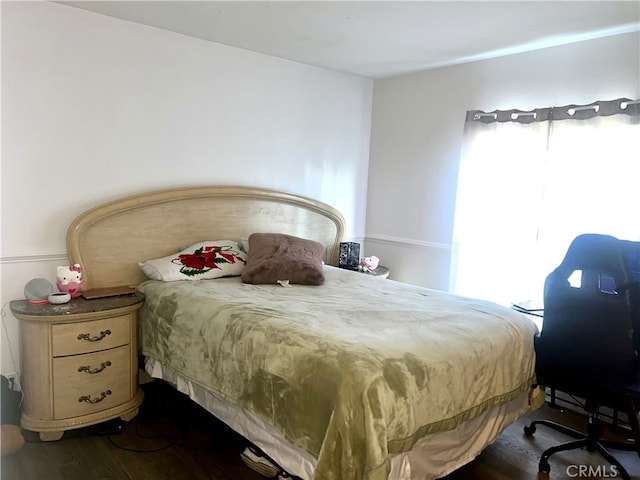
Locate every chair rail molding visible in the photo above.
<box><xmin>1</xmin><ymin>254</ymin><xmax>68</xmax><ymax>264</ymax></box>
<box><xmin>365</xmin><ymin>234</ymin><xmax>451</xmax><ymax>252</ymax></box>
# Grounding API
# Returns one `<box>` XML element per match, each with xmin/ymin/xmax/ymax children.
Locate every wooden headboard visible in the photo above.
<box><xmin>67</xmin><ymin>186</ymin><xmax>346</xmax><ymax>289</ymax></box>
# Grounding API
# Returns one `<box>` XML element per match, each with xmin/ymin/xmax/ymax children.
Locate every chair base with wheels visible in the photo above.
<box><xmin>524</xmin><ymin>395</ymin><xmax>640</xmax><ymax>480</ymax></box>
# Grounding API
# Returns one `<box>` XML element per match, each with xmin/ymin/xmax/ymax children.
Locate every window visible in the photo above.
<box><xmin>450</xmin><ymin>99</ymin><xmax>640</xmax><ymax>307</ymax></box>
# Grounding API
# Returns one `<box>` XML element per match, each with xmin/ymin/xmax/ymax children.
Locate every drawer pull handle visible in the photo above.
<box><xmin>78</xmin><ymin>390</ymin><xmax>112</xmax><ymax>404</ymax></box>
<box><xmin>77</xmin><ymin>329</ymin><xmax>111</xmax><ymax>342</ymax></box>
<box><xmin>77</xmin><ymin>361</ymin><xmax>112</xmax><ymax>374</ymax></box>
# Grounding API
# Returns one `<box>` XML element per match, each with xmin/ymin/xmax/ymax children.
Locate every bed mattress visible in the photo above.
<box><xmin>145</xmin><ymin>356</ymin><xmax>531</xmax><ymax>479</ymax></box>
<box><xmin>137</xmin><ymin>266</ymin><xmax>538</xmax><ymax>479</ymax></box>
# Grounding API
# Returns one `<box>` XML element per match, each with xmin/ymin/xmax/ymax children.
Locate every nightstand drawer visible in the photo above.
<box><xmin>52</xmin><ymin>315</ymin><xmax>130</xmax><ymax>356</ymax></box>
<box><xmin>53</xmin><ymin>345</ymin><xmax>130</xmax><ymax>387</ymax></box>
<box><xmin>53</xmin><ymin>372</ymin><xmax>131</xmax><ymax>420</ymax></box>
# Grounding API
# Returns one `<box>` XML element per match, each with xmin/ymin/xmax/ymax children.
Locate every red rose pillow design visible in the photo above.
<box><xmin>139</xmin><ymin>241</ymin><xmax>247</xmax><ymax>281</ymax></box>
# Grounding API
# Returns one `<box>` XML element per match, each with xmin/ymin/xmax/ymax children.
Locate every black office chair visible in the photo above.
<box><xmin>524</xmin><ymin>234</ymin><xmax>640</xmax><ymax>480</ymax></box>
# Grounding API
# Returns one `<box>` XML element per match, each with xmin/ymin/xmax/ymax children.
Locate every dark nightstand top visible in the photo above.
<box><xmin>361</xmin><ymin>266</ymin><xmax>390</xmax><ymax>278</ymax></box>
<box><xmin>10</xmin><ymin>293</ymin><xmax>144</xmax><ymax>318</ymax></box>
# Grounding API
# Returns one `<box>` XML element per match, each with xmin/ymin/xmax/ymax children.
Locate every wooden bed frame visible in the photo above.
<box><xmin>67</xmin><ymin>185</ymin><xmax>346</xmax><ymax>289</ymax></box>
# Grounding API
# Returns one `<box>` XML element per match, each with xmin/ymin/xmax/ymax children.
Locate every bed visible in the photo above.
<box><xmin>66</xmin><ymin>185</ymin><xmax>539</xmax><ymax>480</ymax></box>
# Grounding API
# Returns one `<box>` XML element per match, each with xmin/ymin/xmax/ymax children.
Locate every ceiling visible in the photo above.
<box><xmin>58</xmin><ymin>1</ymin><xmax>640</xmax><ymax>79</ymax></box>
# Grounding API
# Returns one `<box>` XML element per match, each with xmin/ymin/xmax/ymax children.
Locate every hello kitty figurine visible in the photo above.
<box><xmin>56</xmin><ymin>264</ymin><xmax>86</xmax><ymax>298</ymax></box>
<box><xmin>359</xmin><ymin>256</ymin><xmax>379</xmax><ymax>272</ymax></box>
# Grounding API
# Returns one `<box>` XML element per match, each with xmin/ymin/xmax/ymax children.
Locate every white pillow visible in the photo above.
<box><xmin>139</xmin><ymin>241</ymin><xmax>247</xmax><ymax>281</ymax></box>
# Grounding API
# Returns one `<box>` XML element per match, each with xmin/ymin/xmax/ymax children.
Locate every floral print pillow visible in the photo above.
<box><xmin>139</xmin><ymin>241</ymin><xmax>247</xmax><ymax>281</ymax></box>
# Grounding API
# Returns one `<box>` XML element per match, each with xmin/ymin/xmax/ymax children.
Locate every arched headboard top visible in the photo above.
<box><xmin>67</xmin><ymin>185</ymin><xmax>346</xmax><ymax>289</ymax></box>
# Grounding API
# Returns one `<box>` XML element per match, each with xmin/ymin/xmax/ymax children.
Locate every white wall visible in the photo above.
<box><xmin>367</xmin><ymin>32</ymin><xmax>640</xmax><ymax>290</ymax></box>
<box><xmin>0</xmin><ymin>2</ymin><xmax>372</xmax><ymax>377</ymax></box>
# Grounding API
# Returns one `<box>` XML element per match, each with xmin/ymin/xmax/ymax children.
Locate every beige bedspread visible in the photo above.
<box><xmin>137</xmin><ymin>266</ymin><xmax>537</xmax><ymax>480</ymax></box>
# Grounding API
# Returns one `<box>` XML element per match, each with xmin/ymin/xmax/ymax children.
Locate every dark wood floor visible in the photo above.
<box><xmin>2</xmin><ymin>380</ymin><xmax>639</xmax><ymax>480</ymax></box>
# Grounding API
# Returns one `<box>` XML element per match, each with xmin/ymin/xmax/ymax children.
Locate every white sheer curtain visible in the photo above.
<box><xmin>450</xmin><ymin>99</ymin><xmax>640</xmax><ymax>307</ymax></box>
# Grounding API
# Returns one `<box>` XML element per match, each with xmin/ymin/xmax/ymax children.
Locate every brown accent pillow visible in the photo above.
<box><xmin>241</xmin><ymin>233</ymin><xmax>325</xmax><ymax>285</ymax></box>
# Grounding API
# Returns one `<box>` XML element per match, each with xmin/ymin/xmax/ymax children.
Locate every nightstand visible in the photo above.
<box><xmin>10</xmin><ymin>293</ymin><xmax>144</xmax><ymax>441</ymax></box>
